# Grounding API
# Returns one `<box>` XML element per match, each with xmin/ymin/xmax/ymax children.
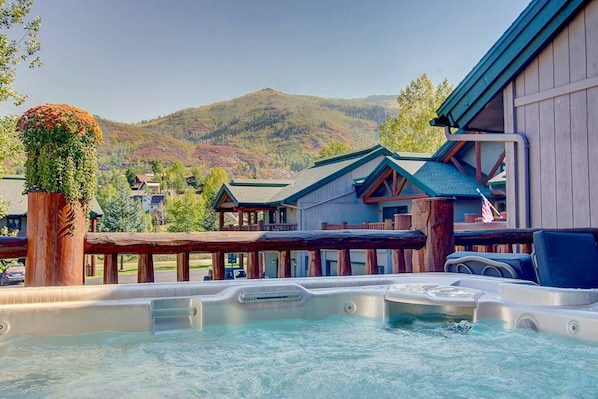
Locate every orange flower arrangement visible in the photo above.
<box><xmin>17</xmin><ymin>104</ymin><xmax>104</xmax><ymax>207</ymax></box>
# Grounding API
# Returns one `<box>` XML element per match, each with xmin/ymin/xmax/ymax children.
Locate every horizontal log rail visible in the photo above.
<box><xmin>3</xmin><ymin>226</ymin><xmax>598</xmax><ymax>284</ymax></box>
<box><xmin>83</xmin><ymin>230</ymin><xmax>426</xmax><ymax>254</ymax></box>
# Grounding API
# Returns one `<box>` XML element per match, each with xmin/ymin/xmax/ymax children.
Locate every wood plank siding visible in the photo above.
<box><xmin>510</xmin><ymin>1</ymin><xmax>598</xmax><ymax>228</ymax></box>
<box><xmin>296</xmin><ymin>158</ymin><xmax>383</xmax><ymax>230</ymax></box>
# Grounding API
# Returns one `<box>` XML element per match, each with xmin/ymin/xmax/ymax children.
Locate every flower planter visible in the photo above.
<box><xmin>18</xmin><ymin>104</ymin><xmax>103</xmax><ymax>286</ymax></box>
<box><xmin>25</xmin><ymin>192</ymin><xmax>86</xmax><ymax>286</ymax></box>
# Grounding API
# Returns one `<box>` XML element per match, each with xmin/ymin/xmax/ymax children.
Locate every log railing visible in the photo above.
<box><xmin>3</xmin><ymin>196</ymin><xmax>598</xmax><ymax>286</ymax></box>
<box><xmin>83</xmin><ymin>229</ymin><xmax>427</xmax><ymax>283</ymax></box>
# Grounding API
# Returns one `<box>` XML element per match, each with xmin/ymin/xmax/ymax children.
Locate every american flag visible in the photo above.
<box><xmin>481</xmin><ymin>196</ymin><xmax>494</xmax><ymax>223</ymax></box>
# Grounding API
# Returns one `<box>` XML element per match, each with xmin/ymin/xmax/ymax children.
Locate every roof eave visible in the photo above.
<box><xmin>434</xmin><ymin>0</ymin><xmax>586</xmax><ymax>129</ymax></box>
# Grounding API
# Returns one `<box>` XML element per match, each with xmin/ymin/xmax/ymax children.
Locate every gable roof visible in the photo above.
<box><xmin>271</xmin><ymin>145</ymin><xmax>391</xmax><ymax>204</ymax></box>
<box><xmin>212</xmin><ymin>145</ymin><xmax>391</xmax><ymax>209</ymax></box>
<box><xmin>434</xmin><ymin>0</ymin><xmax>586</xmax><ymax>130</ymax></box>
<box><xmin>357</xmin><ymin>156</ymin><xmax>492</xmax><ymax>199</ymax></box>
<box><xmin>215</xmin><ymin>180</ymin><xmax>293</xmax><ymax>208</ymax></box>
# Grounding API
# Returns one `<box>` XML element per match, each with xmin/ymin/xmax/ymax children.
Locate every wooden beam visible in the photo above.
<box><xmin>484</xmin><ymin>151</ymin><xmax>506</xmax><ymax>185</ymax></box>
<box><xmin>176</xmin><ymin>252</ymin><xmax>189</xmax><ymax>282</ymax></box>
<box><xmin>365</xmin><ymin>249</ymin><xmax>378</xmax><ymax>274</ymax></box>
<box><xmin>212</xmin><ymin>251</ymin><xmax>225</xmax><ymax>280</ymax></box>
<box><xmin>247</xmin><ymin>251</ymin><xmax>259</xmax><ymax>279</ymax></box>
<box><xmin>450</xmin><ymin>157</ymin><xmax>468</xmax><ymax>176</ymax></box>
<box><xmin>362</xmin><ymin>168</ymin><xmax>393</xmax><ymax>200</ymax></box>
<box><xmin>363</xmin><ymin>193</ymin><xmax>428</xmax><ymax>204</ymax></box>
<box><xmin>103</xmin><ymin>253</ymin><xmax>118</xmax><ymax>284</ymax></box>
<box><xmin>475</xmin><ymin>141</ymin><xmax>482</xmax><ymax>184</ymax></box>
<box><xmin>337</xmin><ymin>249</ymin><xmax>351</xmax><ymax>276</ymax></box>
<box><xmin>278</xmin><ymin>250</ymin><xmax>291</xmax><ymax>278</ymax></box>
<box><xmin>396</xmin><ymin>177</ymin><xmax>407</xmax><ymax>196</ymax></box>
<box><xmin>137</xmin><ymin>254</ymin><xmax>154</xmax><ymax>283</ymax></box>
<box><xmin>308</xmin><ymin>249</ymin><xmax>323</xmax><ymax>277</ymax></box>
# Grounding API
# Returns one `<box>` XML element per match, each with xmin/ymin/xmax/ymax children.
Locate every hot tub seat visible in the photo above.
<box><xmin>444</xmin><ymin>251</ymin><xmax>537</xmax><ymax>283</ymax></box>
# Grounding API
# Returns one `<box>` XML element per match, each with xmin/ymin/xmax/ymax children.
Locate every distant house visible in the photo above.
<box><xmin>212</xmin><ymin>145</ymin><xmax>499</xmax><ymax>277</ymax></box>
<box><xmin>355</xmin><ymin>153</ymin><xmax>497</xmax><ymax>222</ymax></box>
<box><xmin>213</xmin><ymin>145</ymin><xmax>393</xmax><ymax>231</ymax></box>
<box><xmin>0</xmin><ymin>175</ymin><xmax>104</xmax><ymax>237</ymax></box>
<box><xmin>432</xmin><ymin>0</ymin><xmax>597</xmax><ymax>228</ymax></box>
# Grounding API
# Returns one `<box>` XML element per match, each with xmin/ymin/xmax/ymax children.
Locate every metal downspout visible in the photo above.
<box><xmin>443</xmin><ymin>126</ymin><xmax>530</xmax><ymax>228</ymax></box>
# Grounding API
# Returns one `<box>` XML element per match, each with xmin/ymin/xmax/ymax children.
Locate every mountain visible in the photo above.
<box><xmin>96</xmin><ymin>89</ymin><xmax>398</xmax><ymax>178</ymax></box>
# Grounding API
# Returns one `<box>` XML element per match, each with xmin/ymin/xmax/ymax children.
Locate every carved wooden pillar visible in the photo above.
<box><xmin>411</xmin><ymin>197</ymin><xmax>454</xmax><ymax>273</ymax></box>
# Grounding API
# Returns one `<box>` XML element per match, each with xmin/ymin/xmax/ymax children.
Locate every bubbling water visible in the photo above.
<box><xmin>0</xmin><ymin>316</ymin><xmax>596</xmax><ymax>398</ymax></box>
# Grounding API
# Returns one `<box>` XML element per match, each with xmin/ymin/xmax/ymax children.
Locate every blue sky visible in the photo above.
<box><xmin>4</xmin><ymin>0</ymin><xmax>531</xmax><ymax>123</ymax></box>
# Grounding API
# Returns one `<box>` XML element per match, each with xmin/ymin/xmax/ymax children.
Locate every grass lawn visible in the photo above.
<box><xmin>89</xmin><ymin>254</ymin><xmax>215</xmax><ymax>277</ymax></box>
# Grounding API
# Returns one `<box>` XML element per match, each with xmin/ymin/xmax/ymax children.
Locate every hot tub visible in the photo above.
<box><xmin>1</xmin><ymin>273</ymin><xmax>598</xmax><ymax>341</ymax></box>
<box><xmin>2</xmin><ymin>274</ymin><xmax>598</xmax><ymax>398</ymax></box>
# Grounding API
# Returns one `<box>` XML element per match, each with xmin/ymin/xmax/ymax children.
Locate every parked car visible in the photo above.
<box><xmin>203</xmin><ymin>267</ymin><xmax>246</xmax><ymax>281</ymax></box>
<box><xmin>1</xmin><ymin>261</ymin><xmax>25</xmax><ymax>286</ymax></box>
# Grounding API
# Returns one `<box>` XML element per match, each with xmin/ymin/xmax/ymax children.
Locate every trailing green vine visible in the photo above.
<box><xmin>17</xmin><ymin>104</ymin><xmax>104</xmax><ymax>209</ymax></box>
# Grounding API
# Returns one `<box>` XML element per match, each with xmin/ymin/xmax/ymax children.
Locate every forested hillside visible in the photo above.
<box><xmin>96</xmin><ymin>89</ymin><xmax>397</xmax><ymax>178</ymax></box>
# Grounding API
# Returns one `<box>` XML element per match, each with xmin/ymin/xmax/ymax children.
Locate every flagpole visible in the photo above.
<box><xmin>476</xmin><ymin>188</ymin><xmax>500</xmax><ymax>216</ymax></box>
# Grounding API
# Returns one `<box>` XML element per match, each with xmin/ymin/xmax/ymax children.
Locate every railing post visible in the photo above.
<box><xmin>103</xmin><ymin>253</ymin><xmax>118</xmax><ymax>284</ymax></box>
<box><xmin>308</xmin><ymin>249</ymin><xmax>322</xmax><ymax>277</ymax></box>
<box><xmin>278</xmin><ymin>250</ymin><xmax>291</xmax><ymax>278</ymax></box>
<box><xmin>384</xmin><ymin>219</ymin><xmax>393</xmax><ymax>230</ymax></box>
<box><xmin>365</xmin><ymin>249</ymin><xmax>378</xmax><ymax>274</ymax></box>
<box><xmin>247</xmin><ymin>251</ymin><xmax>259</xmax><ymax>279</ymax></box>
<box><xmin>337</xmin><ymin>249</ymin><xmax>351</xmax><ymax>276</ymax></box>
<box><xmin>137</xmin><ymin>254</ymin><xmax>154</xmax><ymax>283</ymax></box>
<box><xmin>212</xmin><ymin>251</ymin><xmax>225</xmax><ymax>280</ymax></box>
<box><xmin>176</xmin><ymin>252</ymin><xmax>190</xmax><ymax>282</ymax></box>
<box><xmin>412</xmin><ymin>197</ymin><xmax>454</xmax><ymax>273</ymax></box>
<box><xmin>392</xmin><ymin>214</ymin><xmax>412</xmax><ymax>273</ymax></box>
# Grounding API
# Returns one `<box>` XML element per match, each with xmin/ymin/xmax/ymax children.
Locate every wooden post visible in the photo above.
<box><xmin>25</xmin><ymin>192</ymin><xmax>86</xmax><ymax>286</ymax></box>
<box><xmin>88</xmin><ymin>217</ymin><xmax>98</xmax><ymax>277</ymax></box>
<box><xmin>176</xmin><ymin>252</ymin><xmax>190</xmax><ymax>281</ymax></box>
<box><xmin>103</xmin><ymin>253</ymin><xmax>118</xmax><ymax>284</ymax></box>
<box><xmin>247</xmin><ymin>251</ymin><xmax>259</xmax><ymax>279</ymax></box>
<box><xmin>308</xmin><ymin>249</ymin><xmax>322</xmax><ymax>277</ymax></box>
<box><xmin>365</xmin><ymin>249</ymin><xmax>378</xmax><ymax>274</ymax></box>
<box><xmin>212</xmin><ymin>251</ymin><xmax>225</xmax><ymax>280</ymax></box>
<box><xmin>411</xmin><ymin>197</ymin><xmax>454</xmax><ymax>273</ymax></box>
<box><xmin>337</xmin><ymin>249</ymin><xmax>351</xmax><ymax>276</ymax></box>
<box><xmin>278</xmin><ymin>250</ymin><xmax>291</xmax><ymax>278</ymax></box>
<box><xmin>137</xmin><ymin>254</ymin><xmax>154</xmax><ymax>283</ymax></box>
<box><xmin>259</xmin><ymin>252</ymin><xmax>266</xmax><ymax>278</ymax></box>
<box><xmin>384</xmin><ymin>219</ymin><xmax>393</xmax><ymax>230</ymax></box>
<box><xmin>392</xmin><ymin>214</ymin><xmax>412</xmax><ymax>273</ymax></box>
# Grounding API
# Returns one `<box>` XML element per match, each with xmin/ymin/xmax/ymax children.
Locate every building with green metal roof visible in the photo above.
<box><xmin>431</xmin><ymin>0</ymin><xmax>596</xmax><ymax>228</ymax></box>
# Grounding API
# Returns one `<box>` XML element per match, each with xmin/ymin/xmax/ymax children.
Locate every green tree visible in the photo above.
<box><xmin>317</xmin><ymin>140</ymin><xmax>352</xmax><ymax>159</ymax></box>
<box><xmin>200</xmin><ymin>167</ymin><xmax>228</xmax><ymax>231</ymax></box>
<box><xmin>163</xmin><ymin>160</ymin><xmax>186</xmax><ymax>194</ymax></box>
<box><xmin>0</xmin><ymin>115</ymin><xmax>24</xmax><ymax>174</ymax></box>
<box><xmin>165</xmin><ymin>189</ymin><xmax>204</xmax><ymax>232</ymax></box>
<box><xmin>98</xmin><ymin>178</ymin><xmax>148</xmax><ymax>233</ymax></box>
<box><xmin>379</xmin><ymin>73</ymin><xmax>453</xmax><ymax>153</ymax></box>
<box><xmin>0</xmin><ymin>0</ymin><xmax>42</xmax><ymax>106</ymax></box>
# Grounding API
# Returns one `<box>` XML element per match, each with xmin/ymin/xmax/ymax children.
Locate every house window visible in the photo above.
<box><xmin>6</xmin><ymin>217</ymin><xmax>21</xmax><ymax>232</ymax></box>
<box><xmin>268</xmin><ymin>210</ymin><xmax>276</xmax><ymax>224</ymax></box>
<box><xmin>382</xmin><ymin>206</ymin><xmax>408</xmax><ymax>221</ymax></box>
<box><xmin>279</xmin><ymin>208</ymin><xmax>287</xmax><ymax>224</ymax></box>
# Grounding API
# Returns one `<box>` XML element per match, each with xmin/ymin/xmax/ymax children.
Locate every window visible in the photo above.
<box><xmin>382</xmin><ymin>206</ymin><xmax>408</xmax><ymax>221</ymax></box>
<box><xmin>268</xmin><ymin>210</ymin><xmax>276</xmax><ymax>224</ymax></box>
<box><xmin>279</xmin><ymin>208</ymin><xmax>287</xmax><ymax>224</ymax></box>
<box><xmin>6</xmin><ymin>217</ymin><xmax>21</xmax><ymax>232</ymax></box>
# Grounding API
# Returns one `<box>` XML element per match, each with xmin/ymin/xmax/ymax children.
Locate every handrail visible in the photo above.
<box><xmin>83</xmin><ymin>230</ymin><xmax>426</xmax><ymax>254</ymax></box>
